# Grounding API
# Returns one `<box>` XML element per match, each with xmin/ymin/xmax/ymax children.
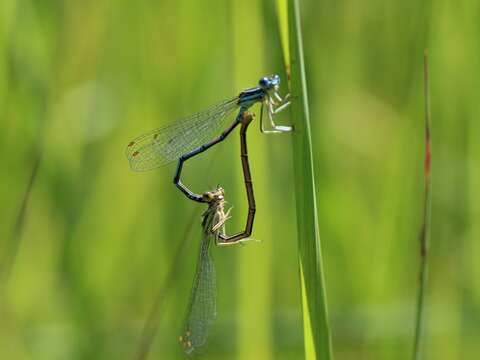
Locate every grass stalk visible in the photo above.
<box><xmin>278</xmin><ymin>0</ymin><xmax>333</xmax><ymax>358</ymax></box>
<box><xmin>413</xmin><ymin>50</ymin><xmax>432</xmax><ymax>360</ymax></box>
<box><xmin>1</xmin><ymin>153</ymin><xmax>40</xmax><ymax>287</ymax></box>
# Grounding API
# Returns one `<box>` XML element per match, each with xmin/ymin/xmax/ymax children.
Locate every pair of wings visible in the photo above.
<box><xmin>179</xmin><ymin>193</ymin><xmax>228</xmax><ymax>354</ymax></box>
<box><xmin>180</xmin><ymin>231</ymin><xmax>216</xmax><ymax>355</ymax></box>
<box><xmin>125</xmin><ymin>97</ymin><xmax>241</xmax><ymax>171</ymax></box>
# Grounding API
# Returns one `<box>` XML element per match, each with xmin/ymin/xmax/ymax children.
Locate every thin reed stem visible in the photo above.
<box><xmin>413</xmin><ymin>50</ymin><xmax>432</xmax><ymax>360</ymax></box>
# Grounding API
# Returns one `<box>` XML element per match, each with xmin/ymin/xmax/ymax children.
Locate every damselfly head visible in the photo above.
<box><xmin>202</xmin><ymin>187</ymin><xmax>225</xmax><ymax>203</ymax></box>
<box><xmin>259</xmin><ymin>74</ymin><xmax>280</xmax><ymax>91</ymax></box>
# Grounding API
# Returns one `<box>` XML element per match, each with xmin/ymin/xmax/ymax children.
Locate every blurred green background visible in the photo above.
<box><xmin>1</xmin><ymin>0</ymin><xmax>478</xmax><ymax>359</ymax></box>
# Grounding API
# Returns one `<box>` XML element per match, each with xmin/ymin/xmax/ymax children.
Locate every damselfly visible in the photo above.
<box><xmin>180</xmin><ymin>112</ymin><xmax>256</xmax><ymax>355</ymax></box>
<box><xmin>125</xmin><ymin>75</ymin><xmax>291</xmax><ymax>204</ymax></box>
<box><xmin>179</xmin><ymin>187</ymin><xmax>228</xmax><ymax>355</ymax></box>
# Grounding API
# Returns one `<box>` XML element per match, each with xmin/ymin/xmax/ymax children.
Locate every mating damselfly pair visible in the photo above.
<box><xmin>126</xmin><ymin>75</ymin><xmax>292</xmax><ymax>355</ymax></box>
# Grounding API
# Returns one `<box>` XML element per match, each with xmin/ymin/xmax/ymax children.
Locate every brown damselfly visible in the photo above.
<box><xmin>179</xmin><ymin>112</ymin><xmax>256</xmax><ymax>355</ymax></box>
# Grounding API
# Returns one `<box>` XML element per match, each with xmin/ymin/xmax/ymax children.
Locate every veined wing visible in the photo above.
<box><xmin>179</xmin><ymin>191</ymin><xmax>228</xmax><ymax>355</ymax></box>
<box><xmin>179</xmin><ymin>229</ymin><xmax>216</xmax><ymax>355</ymax></box>
<box><xmin>126</xmin><ymin>97</ymin><xmax>240</xmax><ymax>171</ymax></box>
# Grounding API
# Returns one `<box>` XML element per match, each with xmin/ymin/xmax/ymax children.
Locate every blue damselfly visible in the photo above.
<box><xmin>125</xmin><ymin>75</ymin><xmax>291</xmax><ymax>205</ymax></box>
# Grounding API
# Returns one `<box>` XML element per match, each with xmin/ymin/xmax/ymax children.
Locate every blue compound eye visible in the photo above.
<box><xmin>259</xmin><ymin>77</ymin><xmax>269</xmax><ymax>87</ymax></box>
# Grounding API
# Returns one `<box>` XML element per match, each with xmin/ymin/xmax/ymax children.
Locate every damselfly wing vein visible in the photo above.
<box><xmin>126</xmin><ymin>97</ymin><xmax>239</xmax><ymax>171</ymax></box>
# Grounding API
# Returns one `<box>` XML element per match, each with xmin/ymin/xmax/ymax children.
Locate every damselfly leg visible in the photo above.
<box><xmin>260</xmin><ymin>90</ymin><xmax>292</xmax><ymax>133</ymax></box>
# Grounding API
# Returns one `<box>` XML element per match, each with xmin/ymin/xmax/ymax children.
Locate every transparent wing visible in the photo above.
<box><xmin>179</xmin><ymin>231</ymin><xmax>216</xmax><ymax>355</ymax></box>
<box><xmin>126</xmin><ymin>97</ymin><xmax>240</xmax><ymax>171</ymax></box>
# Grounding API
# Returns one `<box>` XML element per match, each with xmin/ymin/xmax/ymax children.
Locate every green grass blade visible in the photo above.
<box><xmin>278</xmin><ymin>0</ymin><xmax>333</xmax><ymax>358</ymax></box>
<box><xmin>413</xmin><ymin>50</ymin><xmax>432</xmax><ymax>360</ymax></box>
